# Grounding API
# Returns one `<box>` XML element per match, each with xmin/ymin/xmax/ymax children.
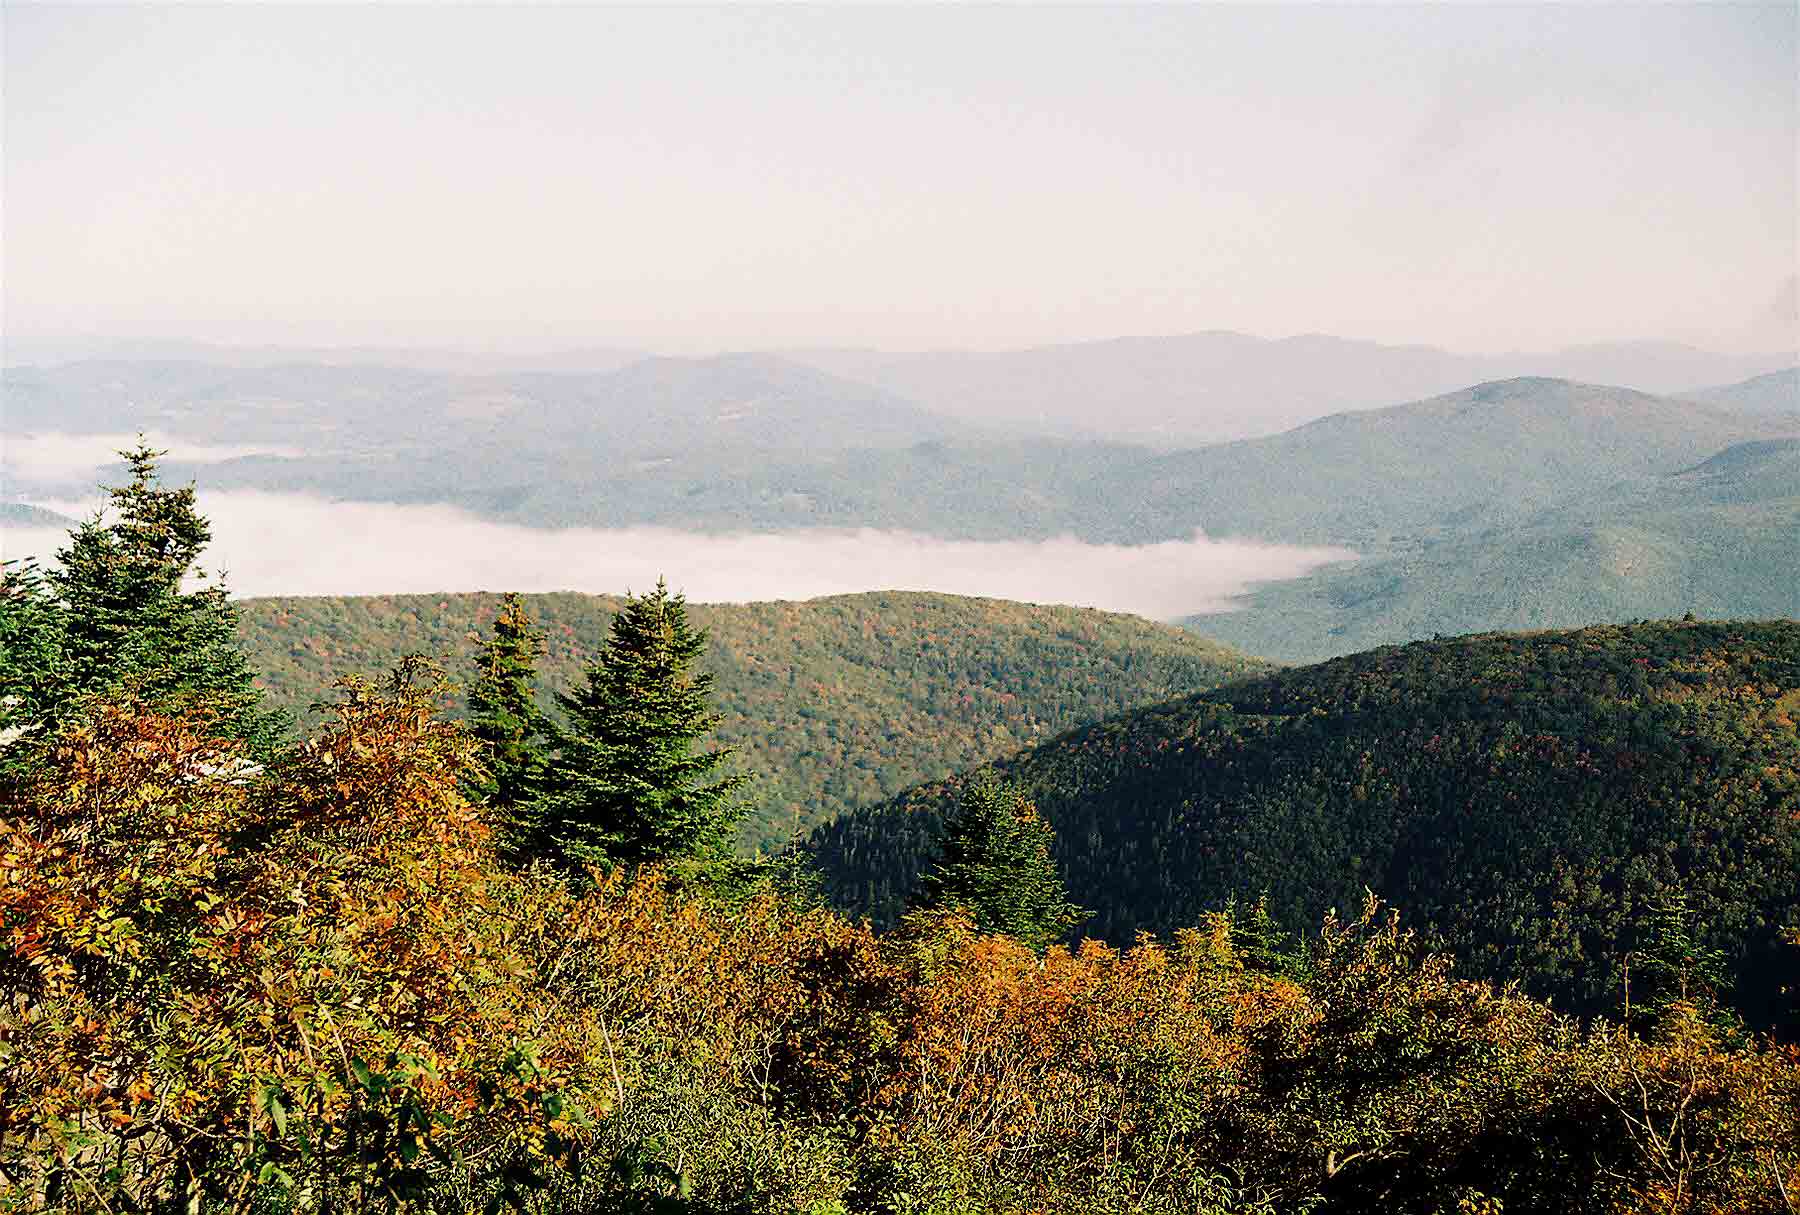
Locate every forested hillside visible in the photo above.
<box><xmin>1190</xmin><ymin>435</ymin><xmax>1800</xmax><ymax>660</ymax></box>
<box><xmin>237</xmin><ymin>591</ymin><xmax>1268</xmax><ymax>847</ymax></box>
<box><xmin>810</xmin><ymin>620</ymin><xmax>1800</xmax><ymax>1031</ymax></box>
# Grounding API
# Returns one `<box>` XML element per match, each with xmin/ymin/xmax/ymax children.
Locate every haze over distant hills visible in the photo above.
<box><xmin>791</xmin><ymin>333</ymin><xmax>1794</xmax><ymax>444</ymax></box>
<box><xmin>1691</xmin><ymin>366</ymin><xmax>1798</xmax><ymax>416</ymax></box>
<box><xmin>1191</xmin><ymin>436</ymin><xmax>1800</xmax><ymax>661</ymax></box>
<box><xmin>0</xmin><ymin>335</ymin><xmax>648</xmax><ymax>377</ymax></box>
<box><xmin>5</xmin><ymin>343</ymin><xmax>1794</xmax><ymax>661</ymax></box>
<box><xmin>7</xmin><ymin>332</ymin><xmax>1790</xmax><ymax>447</ymax></box>
<box><xmin>1</xmin><ymin>354</ymin><xmax>968</xmax><ymax>500</ymax></box>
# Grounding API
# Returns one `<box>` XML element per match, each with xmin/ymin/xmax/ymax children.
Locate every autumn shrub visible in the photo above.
<box><xmin>1579</xmin><ymin>1003</ymin><xmax>1800</xmax><ymax>1214</ymax></box>
<box><xmin>3</xmin><ymin>680</ymin><xmax>1794</xmax><ymax>1215</ymax></box>
<box><xmin>815</xmin><ymin>903</ymin><xmax>1798</xmax><ymax>1215</ymax></box>
<box><xmin>0</xmin><ymin>672</ymin><xmax>604</xmax><ymax>1213</ymax></box>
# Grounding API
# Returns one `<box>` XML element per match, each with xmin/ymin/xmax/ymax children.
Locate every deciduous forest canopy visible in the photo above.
<box><xmin>810</xmin><ymin>620</ymin><xmax>1800</xmax><ymax>1034</ymax></box>
<box><xmin>235</xmin><ymin>590</ymin><xmax>1268</xmax><ymax>849</ymax></box>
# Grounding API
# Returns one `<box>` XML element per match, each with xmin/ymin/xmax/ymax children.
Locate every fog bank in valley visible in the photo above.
<box><xmin>3</xmin><ymin>432</ymin><xmax>303</xmax><ymax>488</ymax></box>
<box><xmin>4</xmin><ymin>490</ymin><xmax>1352</xmax><ymax>621</ymax></box>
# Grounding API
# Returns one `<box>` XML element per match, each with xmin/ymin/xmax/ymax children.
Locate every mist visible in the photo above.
<box><xmin>3</xmin><ymin>490</ymin><xmax>1351</xmax><ymax>621</ymax></box>
<box><xmin>3</xmin><ymin>432</ymin><xmax>301</xmax><ymax>490</ymax></box>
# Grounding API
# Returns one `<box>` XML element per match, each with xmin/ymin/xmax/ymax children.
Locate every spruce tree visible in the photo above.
<box><xmin>1630</xmin><ymin>891</ymin><xmax>1735</xmax><ymax>1033</ymax></box>
<box><xmin>1227</xmin><ymin>891</ymin><xmax>1308</xmax><ymax>978</ymax></box>
<box><xmin>913</xmin><ymin>774</ymin><xmax>1087</xmax><ymax>952</ymax></box>
<box><xmin>532</xmin><ymin>579</ymin><xmax>748</xmax><ymax>889</ymax></box>
<box><xmin>0</xmin><ymin>560</ymin><xmax>68</xmax><ymax>757</ymax></box>
<box><xmin>466</xmin><ymin>592</ymin><xmax>552</xmax><ymax>853</ymax></box>
<box><xmin>45</xmin><ymin>443</ymin><xmax>280</xmax><ymax>751</ymax></box>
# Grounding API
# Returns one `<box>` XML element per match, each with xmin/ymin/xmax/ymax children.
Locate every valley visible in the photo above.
<box><xmin>6</xmin><ymin>355</ymin><xmax>1795</xmax><ymax>661</ymax></box>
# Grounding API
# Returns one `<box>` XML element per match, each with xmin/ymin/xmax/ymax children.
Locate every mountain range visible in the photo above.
<box><xmin>1190</xmin><ymin>435</ymin><xmax>1800</xmax><ymax>660</ymax></box>
<box><xmin>9</xmin><ymin>331</ymin><xmax>1789</xmax><ymax>446</ymax></box>
<box><xmin>1692</xmin><ymin>366</ymin><xmax>1798</xmax><ymax>416</ymax></box>
<box><xmin>6</xmin><ymin>344</ymin><xmax>1794</xmax><ymax>662</ymax></box>
<box><xmin>793</xmin><ymin>333</ymin><xmax>1792</xmax><ymax>444</ymax></box>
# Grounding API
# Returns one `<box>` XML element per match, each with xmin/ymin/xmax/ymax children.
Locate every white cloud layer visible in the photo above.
<box><xmin>3</xmin><ymin>432</ymin><xmax>300</xmax><ymax>488</ymax></box>
<box><xmin>4</xmin><ymin>490</ymin><xmax>1351</xmax><ymax>620</ymax></box>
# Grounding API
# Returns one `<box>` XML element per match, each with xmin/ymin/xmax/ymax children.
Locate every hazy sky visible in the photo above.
<box><xmin>5</xmin><ymin>4</ymin><xmax>1795</xmax><ymax>355</ymax></box>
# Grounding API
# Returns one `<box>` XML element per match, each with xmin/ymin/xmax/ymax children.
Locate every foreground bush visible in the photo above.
<box><xmin>3</xmin><ymin>681</ymin><xmax>1794</xmax><ymax>1213</ymax></box>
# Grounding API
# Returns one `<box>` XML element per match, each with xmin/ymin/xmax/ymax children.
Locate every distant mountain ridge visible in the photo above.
<box><xmin>1690</xmin><ymin>367</ymin><xmax>1798</xmax><ymax>416</ymax></box>
<box><xmin>10</xmin><ymin>360</ymin><xmax>1793</xmax><ymax>662</ymax></box>
<box><xmin>1</xmin><ymin>353</ymin><xmax>970</xmax><ymax>498</ymax></box>
<box><xmin>0</xmin><ymin>336</ymin><xmax>648</xmax><ymax>376</ymax></box>
<box><xmin>1131</xmin><ymin>376</ymin><xmax>1790</xmax><ymax>546</ymax></box>
<box><xmin>790</xmin><ymin>334</ymin><xmax>1794</xmax><ymax>444</ymax></box>
<box><xmin>14</xmin><ymin>369</ymin><xmax>1768</xmax><ymax>548</ymax></box>
<box><xmin>9</xmin><ymin>334</ymin><xmax>1790</xmax><ymax>451</ymax></box>
<box><xmin>1184</xmin><ymin>400</ymin><xmax>1800</xmax><ymax>660</ymax></box>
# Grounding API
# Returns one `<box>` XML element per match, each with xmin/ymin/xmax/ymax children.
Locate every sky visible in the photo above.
<box><xmin>4</xmin><ymin>4</ymin><xmax>1796</xmax><ymax>355</ymax></box>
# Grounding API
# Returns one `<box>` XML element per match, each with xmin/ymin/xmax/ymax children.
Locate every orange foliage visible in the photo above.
<box><xmin>2</xmin><ymin>680</ymin><xmax>1794</xmax><ymax>1215</ymax></box>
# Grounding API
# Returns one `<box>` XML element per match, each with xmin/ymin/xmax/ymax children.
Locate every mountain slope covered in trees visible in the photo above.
<box><xmin>7</xmin><ymin>451</ymin><xmax>1797</xmax><ymax>1211</ymax></box>
<box><xmin>14</xmin><ymin>367</ymin><xmax>1784</xmax><ymax>544</ymax></box>
<box><xmin>809</xmin><ymin>620</ymin><xmax>1800</xmax><ymax>1031</ymax></box>
<box><xmin>1188</xmin><ymin>436</ymin><xmax>1800</xmax><ymax>660</ymax></box>
<box><xmin>236</xmin><ymin>591</ymin><xmax>1269</xmax><ymax>848</ymax></box>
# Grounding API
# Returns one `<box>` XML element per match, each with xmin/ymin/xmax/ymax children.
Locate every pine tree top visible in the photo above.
<box><xmin>915</xmin><ymin>774</ymin><xmax>1087</xmax><ymax>953</ymax></box>
<box><xmin>531</xmin><ymin>578</ymin><xmax>750</xmax><ymax>890</ymax></box>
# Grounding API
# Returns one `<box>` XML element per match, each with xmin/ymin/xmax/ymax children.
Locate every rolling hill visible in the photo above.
<box><xmin>808</xmin><ymin>620</ymin><xmax>1800</xmax><ymax>1030</ymax></box>
<box><xmin>1691</xmin><ymin>366</ymin><xmax>1798</xmax><ymax>416</ymax></box>
<box><xmin>235</xmin><ymin>590</ymin><xmax>1270</xmax><ymax>849</ymax></box>
<box><xmin>1186</xmin><ymin>435</ymin><xmax>1800</xmax><ymax>661</ymax></box>
<box><xmin>2</xmin><ymin>354</ymin><xmax>967</xmax><ymax>498</ymax></box>
<box><xmin>172</xmin><ymin>376</ymin><xmax>1797</xmax><ymax>548</ymax></box>
<box><xmin>1132</xmin><ymin>376</ymin><xmax>1797</xmax><ymax>547</ymax></box>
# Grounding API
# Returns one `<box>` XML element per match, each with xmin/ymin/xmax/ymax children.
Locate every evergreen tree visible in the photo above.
<box><xmin>466</xmin><ymin>592</ymin><xmax>552</xmax><ymax>853</ymax></box>
<box><xmin>0</xmin><ymin>560</ymin><xmax>68</xmax><ymax>759</ymax></box>
<box><xmin>1629</xmin><ymin>891</ymin><xmax>1735</xmax><ymax>1034</ymax></box>
<box><xmin>913</xmin><ymin>775</ymin><xmax>1087</xmax><ymax>952</ymax></box>
<box><xmin>45</xmin><ymin>444</ymin><xmax>281</xmax><ymax>751</ymax></box>
<box><xmin>1228</xmin><ymin>891</ymin><xmax>1308</xmax><ymax>978</ymax></box>
<box><xmin>532</xmin><ymin>579</ymin><xmax>748</xmax><ymax>888</ymax></box>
